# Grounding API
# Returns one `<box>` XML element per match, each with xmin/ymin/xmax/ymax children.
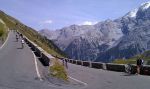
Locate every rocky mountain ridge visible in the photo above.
<box><xmin>40</xmin><ymin>1</ymin><xmax>150</xmax><ymax>62</ymax></box>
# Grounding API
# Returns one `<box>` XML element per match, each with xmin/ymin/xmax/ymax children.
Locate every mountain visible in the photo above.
<box><xmin>97</xmin><ymin>1</ymin><xmax>150</xmax><ymax>62</ymax></box>
<box><xmin>40</xmin><ymin>20</ymin><xmax>123</xmax><ymax>61</ymax></box>
<box><xmin>40</xmin><ymin>1</ymin><xmax>150</xmax><ymax>62</ymax></box>
<box><xmin>0</xmin><ymin>10</ymin><xmax>66</xmax><ymax>57</ymax></box>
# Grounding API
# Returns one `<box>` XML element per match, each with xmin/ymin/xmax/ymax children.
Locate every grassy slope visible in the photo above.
<box><xmin>0</xmin><ymin>10</ymin><xmax>68</xmax><ymax>80</ymax></box>
<box><xmin>0</xmin><ymin>10</ymin><xmax>66</xmax><ymax>58</ymax></box>
<box><xmin>0</xmin><ymin>22</ymin><xmax>5</xmax><ymax>37</ymax></box>
<box><xmin>113</xmin><ymin>50</ymin><xmax>150</xmax><ymax>65</ymax></box>
<box><xmin>0</xmin><ymin>18</ymin><xmax>8</xmax><ymax>43</ymax></box>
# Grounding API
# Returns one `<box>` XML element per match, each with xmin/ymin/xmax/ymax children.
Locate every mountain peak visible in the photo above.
<box><xmin>124</xmin><ymin>1</ymin><xmax>150</xmax><ymax>18</ymax></box>
<box><xmin>140</xmin><ymin>1</ymin><xmax>150</xmax><ymax>10</ymax></box>
<box><xmin>39</xmin><ymin>1</ymin><xmax>150</xmax><ymax>62</ymax></box>
<box><xmin>124</xmin><ymin>9</ymin><xmax>138</xmax><ymax>18</ymax></box>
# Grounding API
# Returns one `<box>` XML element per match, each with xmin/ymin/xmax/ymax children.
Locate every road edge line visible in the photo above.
<box><xmin>31</xmin><ymin>51</ymin><xmax>43</xmax><ymax>81</ymax></box>
<box><xmin>68</xmin><ymin>76</ymin><xmax>88</xmax><ymax>86</ymax></box>
<box><xmin>0</xmin><ymin>31</ymin><xmax>10</xmax><ymax>50</ymax></box>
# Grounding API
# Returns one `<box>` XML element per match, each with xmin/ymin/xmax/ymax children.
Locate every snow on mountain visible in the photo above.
<box><xmin>40</xmin><ymin>1</ymin><xmax>150</xmax><ymax>62</ymax></box>
<box><xmin>40</xmin><ymin>20</ymin><xmax>123</xmax><ymax>61</ymax></box>
<box><xmin>124</xmin><ymin>1</ymin><xmax>150</xmax><ymax>18</ymax></box>
<box><xmin>140</xmin><ymin>1</ymin><xmax>150</xmax><ymax>10</ymax></box>
<box><xmin>124</xmin><ymin>9</ymin><xmax>138</xmax><ymax>18</ymax></box>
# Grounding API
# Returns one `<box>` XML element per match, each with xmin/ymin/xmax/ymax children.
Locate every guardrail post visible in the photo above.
<box><xmin>89</xmin><ymin>61</ymin><xmax>92</xmax><ymax>68</ymax></box>
<box><xmin>76</xmin><ymin>60</ymin><xmax>77</xmax><ymax>65</ymax></box>
<box><xmin>69</xmin><ymin>59</ymin><xmax>71</xmax><ymax>63</ymax></box>
<box><xmin>81</xmin><ymin>61</ymin><xmax>83</xmax><ymax>66</ymax></box>
<box><xmin>102</xmin><ymin>63</ymin><xmax>107</xmax><ymax>70</ymax></box>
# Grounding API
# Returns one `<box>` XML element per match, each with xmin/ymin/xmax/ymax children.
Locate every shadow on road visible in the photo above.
<box><xmin>17</xmin><ymin>47</ymin><xmax>23</xmax><ymax>49</ymax></box>
<box><xmin>120</xmin><ymin>73</ymin><xmax>137</xmax><ymax>76</ymax></box>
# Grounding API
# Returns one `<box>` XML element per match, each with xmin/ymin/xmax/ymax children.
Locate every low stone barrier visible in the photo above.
<box><xmin>76</xmin><ymin>60</ymin><xmax>82</xmax><ymax>65</ymax></box>
<box><xmin>82</xmin><ymin>61</ymin><xmax>90</xmax><ymax>67</ymax></box>
<box><xmin>39</xmin><ymin>53</ymin><xmax>50</xmax><ymax>66</ymax></box>
<box><xmin>34</xmin><ymin>47</ymin><xmax>42</xmax><ymax>57</ymax></box>
<box><xmin>23</xmin><ymin>34</ymin><xmax>150</xmax><ymax>75</ymax></box>
<box><xmin>106</xmin><ymin>63</ymin><xmax>125</xmax><ymax>72</ymax></box>
<box><xmin>69</xmin><ymin>59</ymin><xmax>73</xmax><ymax>63</ymax></box>
<box><xmin>91</xmin><ymin>62</ymin><xmax>103</xmax><ymax>69</ymax></box>
<box><xmin>72</xmin><ymin>60</ymin><xmax>76</xmax><ymax>64</ymax></box>
<box><xmin>23</xmin><ymin>35</ymin><xmax>51</xmax><ymax>66</ymax></box>
<box><xmin>141</xmin><ymin>65</ymin><xmax>150</xmax><ymax>75</ymax></box>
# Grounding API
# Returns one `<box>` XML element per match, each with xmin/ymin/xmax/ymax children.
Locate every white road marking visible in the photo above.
<box><xmin>46</xmin><ymin>76</ymin><xmax>88</xmax><ymax>89</ymax></box>
<box><xmin>24</xmin><ymin>33</ymin><xmax>87</xmax><ymax>88</ymax></box>
<box><xmin>0</xmin><ymin>31</ymin><xmax>10</xmax><ymax>50</ymax></box>
<box><xmin>32</xmin><ymin>51</ymin><xmax>87</xmax><ymax>88</ymax></box>
<box><xmin>32</xmin><ymin>51</ymin><xmax>43</xmax><ymax>81</ymax></box>
<box><xmin>68</xmin><ymin>76</ymin><xmax>88</xmax><ymax>86</ymax></box>
<box><xmin>31</xmin><ymin>52</ymin><xmax>87</xmax><ymax>88</ymax></box>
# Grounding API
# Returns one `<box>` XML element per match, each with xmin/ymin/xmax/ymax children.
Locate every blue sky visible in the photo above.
<box><xmin>0</xmin><ymin>0</ymin><xmax>149</xmax><ymax>30</ymax></box>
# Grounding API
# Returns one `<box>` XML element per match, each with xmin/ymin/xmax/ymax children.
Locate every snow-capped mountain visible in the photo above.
<box><xmin>40</xmin><ymin>20</ymin><xmax>123</xmax><ymax>61</ymax></box>
<box><xmin>140</xmin><ymin>1</ymin><xmax>150</xmax><ymax>10</ymax></box>
<box><xmin>124</xmin><ymin>9</ymin><xmax>138</xmax><ymax>18</ymax></box>
<box><xmin>96</xmin><ymin>1</ymin><xmax>150</xmax><ymax>62</ymax></box>
<box><xmin>40</xmin><ymin>1</ymin><xmax>150</xmax><ymax>62</ymax></box>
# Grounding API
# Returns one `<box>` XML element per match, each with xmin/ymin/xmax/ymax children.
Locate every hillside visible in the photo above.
<box><xmin>0</xmin><ymin>10</ymin><xmax>66</xmax><ymax>57</ymax></box>
<box><xmin>0</xmin><ymin>17</ymin><xmax>8</xmax><ymax>46</ymax></box>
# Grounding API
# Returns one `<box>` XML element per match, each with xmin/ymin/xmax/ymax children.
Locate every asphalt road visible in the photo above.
<box><xmin>0</xmin><ymin>31</ymin><xmax>60</xmax><ymax>89</ymax></box>
<box><xmin>67</xmin><ymin>62</ymin><xmax>150</xmax><ymax>89</ymax></box>
<box><xmin>1</xmin><ymin>31</ymin><xmax>150</xmax><ymax>89</ymax></box>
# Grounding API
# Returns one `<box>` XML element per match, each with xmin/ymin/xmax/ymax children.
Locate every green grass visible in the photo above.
<box><xmin>0</xmin><ymin>24</ymin><xmax>4</xmax><ymax>37</ymax></box>
<box><xmin>49</xmin><ymin>58</ymin><xmax>68</xmax><ymax>81</ymax></box>
<box><xmin>113</xmin><ymin>59</ymin><xmax>136</xmax><ymax>64</ymax></box>
<box><xmin>0</xmin><ymin>19</ymin><xmax>8</xmax><ymax>42</ymax></box>
<box><xmin>0</xmin><ymin>20</ymin><xmax>6</xmax><ymax>37</ymax></box>
<box><xmin>113</xmin><ymin>51</ymin><xmax>150</xmax><ymax>65</ymax></box>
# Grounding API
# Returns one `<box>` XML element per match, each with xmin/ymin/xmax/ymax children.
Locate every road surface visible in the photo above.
<box><xmin>0</xmin><ymin>31</ymin><xmax>60</xmax><ymax>89</ymax></box>
<box><xmin>67</xmin><ymin>60</ymin><xmax>150</xmax><ymax>89</ymax></box>
<box><xmin>1</xmin><ymin>31</ymin><xmax>150</xmax><ymax>89</ymax></box>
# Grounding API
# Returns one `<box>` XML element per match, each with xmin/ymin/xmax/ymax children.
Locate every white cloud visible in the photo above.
<box><xmin>80</xmin><ymin>21</ymin><xmax>98</xmax><ymax>25</ymax></box>
<box><xmin>41</xmin><ymin>20</ymin><xmax>53</xmax><ymax>24</ymax></box>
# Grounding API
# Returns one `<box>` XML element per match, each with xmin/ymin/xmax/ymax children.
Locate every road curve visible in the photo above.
<box><xmin>1</xmin><ymin>31</ymin><xmax>150</xmax><ymax>89</ymax></box>
<box><xmin>0</xmin><ymin>31</ymin><xmax>60</xmax><ymax>89</ymax></box>
<box><xmin>67</xmin><ymin>61</ymin><xmax>150</xmax><ymax>89</ymax></box>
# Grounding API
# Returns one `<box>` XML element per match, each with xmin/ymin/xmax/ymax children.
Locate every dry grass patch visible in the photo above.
<box><xmin>49</xmin><ymin>58</ymin><xmax>68</xmax><ymax>81</ymax></box>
